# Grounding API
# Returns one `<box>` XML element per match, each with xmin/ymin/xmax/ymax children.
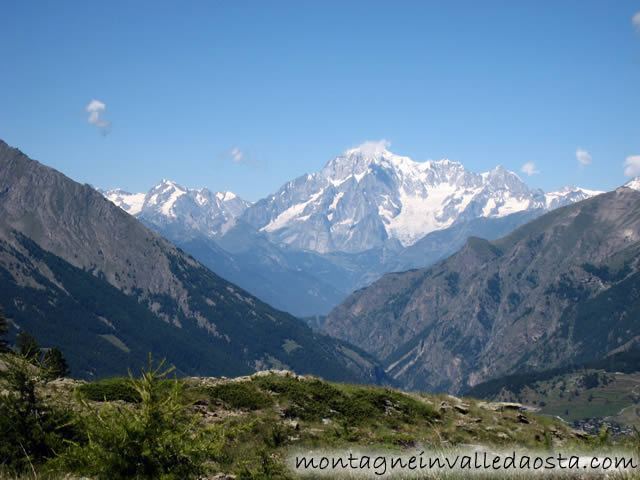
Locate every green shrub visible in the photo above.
<box><xmin>16</xmin><ymin>331</ymin><xmax>40</xmax><ymax>362</ymax></box>
<box><xmin>339</xmin><ymin>388</ymin><xmax>438</xmax><ymax>426</ymax></box>
<box><xmin>251</xmin><ymin>374</ymin><xmax>438</xmax><ymax>427</ymax></box>
<box><xmin>253</xmin><ymin>375</ymin><xmax>344</xmax><ymax>421</ymax></box>
<box><xmin>57</xmin><ymin>356</ymin><xmax>224</xmax><ymax>480</ymax></box>
<box><xmin>208</xmin><ymin>382</ymin><xmax>273</xmax><ymax>410</ymax></box>
<box><xmin>42</xmin><ymin>347</ymin><xmax>70</xmax><ymax>379</ymax></box>
<box><xmin>0</xmin><ymin>354</ymin><xmax>80</xmax><ymax>474</ymax></box>
<box><xmin>0</xmin><ymin>306</ymin><xmax>8</xmax><ymax>352</ymax></box>
<box><xmin>76</xmin><ymin>377</ymin><xmax>141</xmax><ymax>402</ymax></box>
<box><xmin>236</xmin><ymin>448</ymin><xmax>289</xmax><ymax>480</ymax></box>
<box><xmin>341</xmin><ymin>390</ymin><xmax>382</xmax><ymax>425</ymax></box>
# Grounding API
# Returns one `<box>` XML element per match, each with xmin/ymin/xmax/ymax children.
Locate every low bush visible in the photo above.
<box><xmin>253</xmin><ymin>375</ymin><xmax>343</xmax><ymax>421</ymax></box>
<box><xmin>208</xmin><ymin>382</ymin><xmax>273</xmax><ymax>410</ymax></box>
<box><xmin>76</xmin><ymin>377</ymin><xmax>140</xmax><ymax>402</ymax></box>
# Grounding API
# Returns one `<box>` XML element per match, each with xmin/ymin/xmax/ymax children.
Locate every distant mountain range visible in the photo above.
<box><xmin>323</xmin><ymin>183</ymin><xmax>640</xmax><ymax>393</ymax></box>
<box><xmin>2</xmin><ymin>136</ymin><xmax>635</xmax><ymax>400</ymax></box>
<box><xmin>102</xmin><ymin>143</ymin><xmax>600</xmax><ymax>316</ymax></box>
<box><xmin>244</xmin><ymin>142</ymin><xmax>598</xmax><ymax>253</ymax></box>
<box><xmin>0</xmin><ymin>140</ymin><xmax>385</xmax><ymax>383</ymax></box>
<box><xmin>102</xmin><ymin>181</ymin><xmax>250</xmax><ymax>240</ymax></box>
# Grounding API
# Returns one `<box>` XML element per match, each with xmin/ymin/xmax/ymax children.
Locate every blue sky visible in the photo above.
<box><xmin>1</xmin><ymin>1</ymin><xmax>638</xmax><ymax>201</ymax></box>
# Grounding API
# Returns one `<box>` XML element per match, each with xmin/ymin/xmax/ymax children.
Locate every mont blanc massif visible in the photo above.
<box><xmin>4</xmin><ymin>138</ymin><xmax>640</xmax><ymax>398</ymax></box>
<box><xmin>102</xmin><ymin>142</ymin><xmax>599</xmax><ymax>319</ymax></box>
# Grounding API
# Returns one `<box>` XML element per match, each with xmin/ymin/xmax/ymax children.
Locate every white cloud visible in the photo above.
<box><xmin>85</xmin><ymin>99</ymin><xmax>111</xmax><ymax>135</ymax></box>
<box><xmin>623</xmin><ymin>155</ymin><xmax>640</xmax><ymax>177</ymax></box>
<box><xmin>633</xmin><ymin>11</ymin><xmax>640</xmax><ymax>32</ymax></box>
<box><xmin>348</xmin><ymin>139</ymin><xmax>391</xmax><ymax>156</ymax></box>
<box><xmin>229</xmin><ymin>146</ymin><xmax>244</xmax><ymax>163</ymax></box>
<box><xmin>576</xmin><ymin>148</ymin><xmax>592</xmax><ymax>167</ymax></box>
<box><xmin>520</xmin><ymin>162</ymin><xmax>540</xmax><ymax>176</ymax></box>
<box><xmin>220</xmin><ymin>146</ymin><xmax>267</xmax><ymax>169</ymax></box>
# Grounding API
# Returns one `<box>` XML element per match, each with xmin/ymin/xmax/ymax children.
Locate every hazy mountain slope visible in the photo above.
<box><xmin>324</xmin><ymin>187</ymin><xmax>640</xmax><ymax>393</ymax></box>
<box><xmin>174</xmin><ymin>232</ymin><xmax>347</xmax><ymax>317</ymax></box>
<box><xmin>0</xmin><ymin>140</ymin><xmax>386</xmax><ymax>383</ymax></box>
<box><xmin>103</xmin><ymin>183</ymin><xmax>352</xmax><ymax>317</ymax></box>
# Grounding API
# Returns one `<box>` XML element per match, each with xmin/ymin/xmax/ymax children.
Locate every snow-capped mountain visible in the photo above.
<box><xmin>101</xmin><ymin>189</ymin><xmax>147</xmax><ymax>215</ymax></box>
<box><xmin>98</xmin><ymin>144</ymin><xmax>603</xmax><ymax>317</ymax></box>
<box><xmin>624</xmin><ymin>177</ymin><xmax>640</xmax><ymax>191</ymax></box>
<box><xmin>242</xmin><ymin>141</ymin><xmax>602</xmax><ymax>254</ymax></box>
<box><xmin>100</xmin><ymin>180</ymin><xmax>350</xmax><ymax>317</ymax></box>
<box><xmin>102</xmin><ymin>180</ymin><xmax>250</xmax><ymax>239</ymax></box>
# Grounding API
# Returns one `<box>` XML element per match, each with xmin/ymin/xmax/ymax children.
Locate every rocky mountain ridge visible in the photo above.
<box><xmin>323</xmin><ymin>186</ymin><xmax>640</xmax><ymax>393</ymax></box>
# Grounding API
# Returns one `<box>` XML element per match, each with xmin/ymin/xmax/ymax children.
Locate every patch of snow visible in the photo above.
<box><xmin>160</xmin><ymin>187</ymin><xmax>186</xmax><ymax>216</ymax></box>
<box><xmin>625</xmin><ymin>177</ymin><xmax>640</xmax><ymax>191</ymax></box>
<box><xmin>579</xmin><ymin>188</ymin><xmax>604</xmax><ymax>196</ymax></box>
<box><xmin>386</xmin><ymin>184</ymin><xmax>460</xmax><ymax>246</ymax></box>
<box><xmin>378</xmin><ymin>204</ymin><xmax>395</xmax><ymax>219</ymax></box>
<box><xmin>494</xmin><ymin>195</ymin><xmax>532</xmax><ymax>217</ymax></box>
<box><xmin>482</xmin><ymin>198</ymin><xmax>497</xmax><ymax>217</ymax></box>
<box><xmin>354</xmin><ymin>171</ymin><xmax>367</xmax><ymax>182</ymax></box>
<box><xmin>544</xmin><ymin>186</ymin><xmax>603</xmax><ymax>208</ymax></box>
<box><xmin>328</xmin><ymin>176</ymin><xmax>349</xmax><ymax>187</ymax></box>
<box><xmin>104</xmin><ymin>191</ymin><xmax>146</xmax><ymax>215</ymax></box>
<box><xmin>622</xmin><ymin>228</ymin><xmax>638</xmax><ymax>241</ymax></box>
<box><xmin>332</xmin><ymin>218</ymin><xmax>355</xmax><ymax>228</ymax></box>
<box><xmin>261</xmin><ymin>190</ymin><xmax>324</xmax><ymax>232</ymax></box>
<box><xmin>329</xmin><ymin>192</ymin><xmax>344</xmax><ymax>210</ymax></box>
<box><xmin>123</xmin><ymin>193</ymin><xmax>146</xmax><ymax>215</ymax></box>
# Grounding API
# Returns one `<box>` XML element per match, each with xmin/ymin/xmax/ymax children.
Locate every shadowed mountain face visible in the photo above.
<box><xmin>323</xmin><ymin>188</ymin><xmax>640</xmax><ymax>394</ymax></box>
<box><xmin>0</xmin><ymin>140</ymin><xmax>386</xmax><ymax>383</ymax></box>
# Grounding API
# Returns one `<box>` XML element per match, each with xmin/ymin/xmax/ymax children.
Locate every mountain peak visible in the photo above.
<box><xmin>486</xmin><ymin>165</ymin><xmax>515</xmax><ymax>177</ymax></box>
<box><xmin>344</xmin><ymin>139</ymin><xmax>393</xmax><ymax>159</ymax></box>
<box><xmin>624</xmin><ymin>177</ymin><xmax>640</xmax><ymax>191</ymax></box>
<box><xmin>322</xmin><ymin>140</ymin><xmax>415</xmax><ymax>182</ymax></box>
<box><xmin>431</xmin><ymin>158</ymin><xmax>457</xmax><ymax>166</ymax></box>
<box><xmin>216</xmin><ymin>191</ymin><xmax>238</xmax><ymax>202</ymax></box>
<box><xmin>481</xmin><ymin>165</ymin><xmax>528</xmax><ymax>193</ymax></box>
<box><xmin>155</xmin><ymin>178</ymin><xmax>185</xmax><ymax>191</ymax></box>
<box><xmin>556</xmin><ymin>184</ymin><xmax>577</xmax><ymax>193</ymax></box>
